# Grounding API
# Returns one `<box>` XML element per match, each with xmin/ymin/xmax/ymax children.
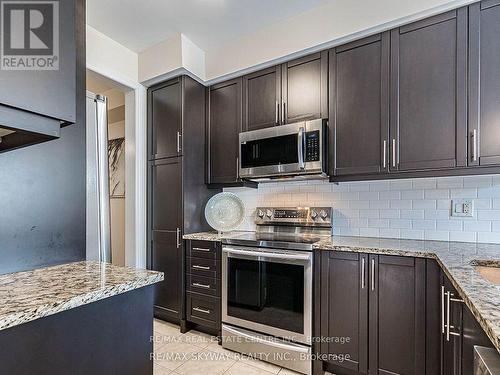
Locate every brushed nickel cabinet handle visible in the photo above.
<box><xmin>447</xmin><ymin>291</ymin><xmax>451</xmax><ymax>341</ymax></box>
<box><xmin>441</xmin><ymin>286</ymin><xmax>445</xmax><ymax>334</ymax></box>
<box><xmin>392</xmin><ymin>138</ymin><xmax>397</xmax><ymax>168</ymax></box>
<box><xmin>275</xmin><ymin>101</ymin><xmax>279</xmax><ymax>125</ymax></box>
<box><xmin>192</xmin><ymin>282</ymin><xmax>211</xmax><ymax>289</ymax></box>
<box><xmin>282</xmin><ymin>102</ymin><xmax>286</xmax><ymax>124</ymax></box>
<box><xmin>383</xmin><ymin>140</ymin><xmax>387</xmax><ymax>169</ymax></box>
<box><xmin>192</xmin><ymin>265</ymin><xmax>210</xmax><ymax>270</ymax></box>
<box><xmin>193</xmin><ymin>247</ymin><xmax>211</xmax><ymax>252</ymax></box>
<box><xmin>177</xmin><ymin>131</ymin><xmax>182</xmax><ymax>153</ymax></box>
<box><xmin>236</xmin><ymin>157</ymin><xmax>240</xmax><ymax>179</ymax></box>
<box><xmin>472</xmin><ymin>129</ymin><xmax>478</xmax><ymax>162</ymax></box>
<box><xmin>176</xmin><ymin>228</ymin><xmax>181</xmax><ymax>249</ymax></box>
<box><xmin>193</xmin><ymin>307</ymin><xmax>211</xmax><ymax>314</ymax></box>
<box><xmin>371</xmin><ymin>259</ymin><xmax>375</xmax><ymax>291</ymax></box>
<box><xmin>361</xmin><ymin>258</ymin><xmax>365</xmax><ymax>289</ymax></box>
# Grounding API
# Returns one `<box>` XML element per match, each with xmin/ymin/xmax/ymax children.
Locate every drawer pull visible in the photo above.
<box><xmin>193</xmin><ymin>247</ymin><xmax>211</xmax><ymax>252</ymax></box>
<box><xmin>193</xmin><ymin>307</ymin><xmax>211</xmax><ymax>314</ymax></box>
<box><xmin>192</xmin><ymin>265</ymin><xmax>210</xmax><ymax>270</ymax></box>
<box><xmin>192</xmin><ymin>282</ymin><xmax>211</xmax><ymax>289</ymax></box>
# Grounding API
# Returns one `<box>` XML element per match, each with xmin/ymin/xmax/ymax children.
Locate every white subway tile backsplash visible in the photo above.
<box><xmin>412</xmin><ymin>220</ymin><xmax>436</xmax><ymax>230</ymax></box>
<box><xmin>425</xmin><ymin>230</ymin><xmax>450</xmax><ymax>241</ymax></box>
<box><xmin>401</xmin><ymin>209</ymin><xmax>424</xmax><ymax>219</ymax></box>
<box><xmin>450</xmin><ymin>231</ymin><xmax>477</xmax><ymax>243</ymax></box>
<box><xmin>228</xmin><ymin>175</ymin><xmax>500</xmax><ymax>243</ymax></box>
<box><xmin>400</xmin><ymin>229</ymin><xmax>425</xmax><ymax>240</ymax></box>
<box><xmin>425</xmin><ymin>189</ymin><xmax>450</xmax><ymax>199</ymax></box>
<box><xmin>390</xmin><ymin>200</ymin><xmax>412</xmax><ymax>209</ymax></box>
<box><xmin>379</xmin><ymin>209</ymin><xmax>400</xmax><ymax>219</ymax></box>
<box><xmin>437</xmin><ymin>177</ymin><xmax>463</xmax><ymax>189</ymax></box>
<box><xmin>436</xmin><ymin>220</ymin><xmax>463</xmax><ymax>231</ymax></box>
<box><xmin>463</xmin><ymin>221</ymin><xmax>492</xmax><ymax>232</ymax></box>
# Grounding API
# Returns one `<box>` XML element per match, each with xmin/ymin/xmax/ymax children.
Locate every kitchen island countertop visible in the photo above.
<box><xmin>0</xmin><ymin>261</ymin><xmax>163</xmax><ymax>331</ymax></box>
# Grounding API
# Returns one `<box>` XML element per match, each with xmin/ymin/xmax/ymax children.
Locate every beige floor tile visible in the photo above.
<box><xmin>178</xmin><ymin>330</ymin><xmax>215</xmax><ymax>348</ymax></box>
<box><xmin>174</xmin><ymin>349</ymin><xmax>235</xmax><ymax>375</ymax></box>
<box><xmin>239</xmin><ymin>355</ymin><xmax>281</xmax><ymax>374</ymax></box>
<box><xmin>154</xmin><ymin>319</ymin><xmax>182</xmax><ymax>336</ymax></box>
<box><xmin>225</xmin><ymin>361</ymin><xmax>277</xmax><ymax>375</ymax></box>
<box><xmin>154</xmin><ymin>341</ymin><xmax>200</xmax><ymax>371</ymax></box>
<box><xmin>205</xmin><ymin>341</ymin><xmax>240</xmax><ymax>360</ymax></box>
<box><xmin>277</xmin><ymin>368</ymin><xmax>304</xmax><ymax>375</ymax></box>
<box><xmin>153</xmin><ymin>363</ymin><xmax>172</xmax><ymax>375</ymax></box>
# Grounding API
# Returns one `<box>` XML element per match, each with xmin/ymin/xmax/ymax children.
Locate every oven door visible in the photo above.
<box><xmin>222</xmin><ymin>246</ymin><xmax>312</xmax><ymax>345</ymax></box>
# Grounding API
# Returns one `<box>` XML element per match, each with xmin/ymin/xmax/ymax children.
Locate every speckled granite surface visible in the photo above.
<box><xmin>0</xmin><ymin>261</ymin><xmax>163</xmax><ymax>331</ymax></box>
<box><xmin>184</xmin><ymin>231</ymin><xmax>500</xmax><ymax>352</ymax></box>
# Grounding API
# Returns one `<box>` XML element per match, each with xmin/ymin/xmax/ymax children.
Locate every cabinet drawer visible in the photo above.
<box><xmin>187</xmin><ymin>257</ymin><xmax>220</xmax><ymax>278</ymax></box>
<box><xmin>186</xmin><ymin>292</ymin><xmax>220</xmax><ymax>328</ymax></box>
<box><xmin>188</xmin><ymin>240</ymin><xmax>219</xmax><ymax>259</ymax></box>
<box><xmin>186</xmin><ymin>274</ymin><xmax>220</xmax><ymax>297</ymax></box>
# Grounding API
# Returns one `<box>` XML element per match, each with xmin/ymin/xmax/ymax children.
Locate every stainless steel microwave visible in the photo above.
<box><xmin>239</xmin><ymin>119</ymin><xmax>328</xmax><ymax>181</ymax></box>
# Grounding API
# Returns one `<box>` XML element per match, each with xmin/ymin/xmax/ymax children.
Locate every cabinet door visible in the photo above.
<box><xmin>369</xmin><ymin>255</ymin><xmax>425</xmax><ymax>375</ymax></box>
<box><xmin>469</xmin><ymin>1</ymin><xmax>500</xmax><ymax>166</ymax></box>
<box><xmin>390</xmin><ymin>9</ymin><xmax>467</xmax><ymax>171</ymax></box>
<box><xmin>150</xmin><ymin>157</ymin><xmax>181</xmax><ymax>232</ymax></box>
<box><xmin>151</xmin><ymin>231</ymin><xmax>181</xmax><ymax>318</ymax></box>
<box><xmin>321</xmin><ymin>252</ymin><xmax>368</xmax><ymax>374</ymax></box>
<box><xmin>208</xmin><ymin>78</ymin><xmax>242</xmax><ymax>184</ymax></box>
<box><xmin>243</xmin><ymin>66</ymin><xmax>281</xmax><ymax>131</ymax></box>
<box><xmin>0</xmin><ymin>0</ymin><xmax>78</xmax><ymax>123</ymax></box>
<box><xmin>148</xmin><ymin>78</ymin><xmax>182</xmax><ymax>160</ymax></box>
<box><xmin>330</xmin><ymin>34</ymin><xmax>390</xmax><ymax>177</ymax></box>
<box><xmin>281</xmin><ymin>52</ymin><xmax>328</xmax><ymax>124</ymax></box>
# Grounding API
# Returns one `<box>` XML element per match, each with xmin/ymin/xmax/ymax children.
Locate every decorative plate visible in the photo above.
<box><xmin>204</xmin><ymin>192</ymin><xmax>245</xmax><ymax>232</ymax></box>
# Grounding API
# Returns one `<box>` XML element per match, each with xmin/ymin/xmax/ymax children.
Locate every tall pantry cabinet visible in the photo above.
<box><xmin>147</xmin><ymin>76</ymin><xmax>215</xmax><ymax>324</ymax></box>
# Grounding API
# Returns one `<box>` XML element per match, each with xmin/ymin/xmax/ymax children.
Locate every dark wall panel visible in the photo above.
<box><xmin>0</xmin><ymin>0</ymin><xmax>86</xmax><ymax>275</ymax></box>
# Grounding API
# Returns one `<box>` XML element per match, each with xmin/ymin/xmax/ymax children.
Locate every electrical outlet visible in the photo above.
<box><xmin>451</xmin><ymin>199</ymin><xmax>474</xmax><ymax>218</ymax></box>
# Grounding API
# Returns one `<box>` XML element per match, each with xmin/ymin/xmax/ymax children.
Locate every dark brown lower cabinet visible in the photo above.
<box><xmin>440</xmin><ymin>272</ymin><xmax>495</xmax><ymax>375</ymax></box>
<box><xmin>320</xmin><ymin>252</ymin><xmax>425</xmax><ymax>375</ymax></box>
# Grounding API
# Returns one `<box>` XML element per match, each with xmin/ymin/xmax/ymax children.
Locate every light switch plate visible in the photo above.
<box><xmin>451</xmin><ymin>199</ymin><xmax>474</xmax><ymax>217</ymax></box>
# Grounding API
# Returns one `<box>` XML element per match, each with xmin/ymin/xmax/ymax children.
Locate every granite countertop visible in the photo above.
<box><xmin>184</xmin><ymin>231</ymin><xmax>500</xmax><ymax>352</ymax></box>
<box><xmin>0</xmin><ymin>261</ymin><xmax>163</xmax><ymax>332</ymax></box>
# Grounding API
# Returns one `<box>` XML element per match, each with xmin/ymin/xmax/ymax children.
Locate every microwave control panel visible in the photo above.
<box><xmin>305</xmin><ymin>131</ymin><xmax>320</xmax><ymax>162</ymax></box>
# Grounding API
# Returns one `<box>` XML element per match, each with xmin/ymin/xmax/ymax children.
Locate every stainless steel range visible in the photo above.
<box><xmin>221</xmin><ymin>207</ymin><xmax>332</xmax><ymax>375</ymax></box>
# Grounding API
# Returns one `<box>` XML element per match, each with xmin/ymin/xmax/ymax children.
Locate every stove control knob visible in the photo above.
<box><xmin>319</xmin><ymin>209</ymin><xmax>329</xmax><ymax>220</ymax></box>
<box><xmin>310</xmin><ymin>210</ymin><xmax>318</xmax><ymax>220</ymax></box>
<box><xmin>257</xmin><ymin>209</ymin><xmax>265</xmax><ymax>219</ymax></box>
<box><xmin>266</xmin><ymin>209</ymin><xmax>273</xmax><ymax>218</ymax></box>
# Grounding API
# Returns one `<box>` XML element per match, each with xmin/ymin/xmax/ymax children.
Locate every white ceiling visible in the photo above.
<box><xmin>86</xmin><ymin>0</ymin><xmax>330</xmax><ymax>53</ymax></box>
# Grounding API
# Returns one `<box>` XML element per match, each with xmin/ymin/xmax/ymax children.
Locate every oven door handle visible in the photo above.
<box><xmin>223</xmin><ymin>247</ymin><xmax>311</xmax><ymax>261</ymax></box>
<box><xmin>298</xmin><ymin>127</ymin><xmax>305</xmax><ymax>170</ymax></box>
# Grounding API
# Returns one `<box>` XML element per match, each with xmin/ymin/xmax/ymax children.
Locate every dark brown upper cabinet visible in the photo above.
<box><xmin>150</xmin><ymin>157</ymin><xmax>182</xmax><ymax>232</ymax></box>
<box><xmin>390</xmin><ymin>9</ymin><xmax>468</xmax><ymax>172</ymax></box>
<box><xmin>242</xmin><ymin>66</ymin><xmax>281</xmax><ymax>131</ymax></box>
<box><xmin>468</xmin><ymin>0</ymin><xmax>500</xmax><ymax>167</ymax></box>
<box><xmin>329</xmin><ymin>33</ymin><xmax>390</xmax><ymax>177</ymax></box>
<box><xmin>148</xmin><ymin>78</ymin><xmax>182</xmax><ymax>160</ymax></box>
<box><xmin>282</xmin><ymin>51</ymin><xmax>328</xmax><ymax>124</ymax></box>
<box><xmin>207</xmin><ymin>78</ymin><xmax>242</xmax><ymax>185</ymax></box>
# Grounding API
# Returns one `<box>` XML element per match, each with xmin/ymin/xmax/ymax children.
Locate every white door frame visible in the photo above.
<box><xmin>87</xmin><ymin>64</ymin><xmax>147</xmax><ymax>268</ymax></box>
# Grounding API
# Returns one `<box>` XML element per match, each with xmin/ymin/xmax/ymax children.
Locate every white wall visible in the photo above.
<box><xmin>137</xmin><ymin>0</ymin><xmax>476</xmax><ymax>85</ymax></box>
<box><xmin>87</xmin><ymin>25</ymin><xmax>139</xmax><ymax>84</ymax></box>
<box><xmin>225</xmin><ymin>175</ymin><xmax>500</xmax><ymax>244</ymax></box>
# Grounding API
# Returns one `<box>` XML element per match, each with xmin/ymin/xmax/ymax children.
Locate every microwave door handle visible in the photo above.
<box><xmin>298</xmin><ymin>127</ymin><xmax>305</xmax><ymax>170</ymax></box>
